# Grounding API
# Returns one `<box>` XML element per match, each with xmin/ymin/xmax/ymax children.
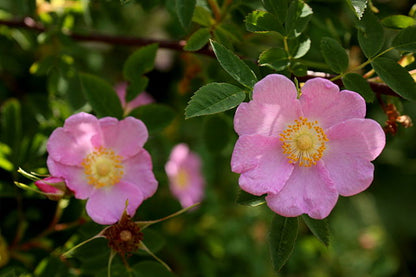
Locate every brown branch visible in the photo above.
<box><xmin>0</xmin><ymin>17</ymin><xmax>402</xmax><ymax>97</ymax></box>
<box><xmin>0</xmin><ymin>17</ymin><xmax>215</xmax><ymax>57</ymax></box>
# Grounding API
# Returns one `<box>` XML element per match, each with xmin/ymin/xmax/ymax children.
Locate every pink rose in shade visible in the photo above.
<box><xmin>35</xmin><ymin>176</ymin><xmax>67</xmax><ymax>200</ymax></box>
<box><xmin>115</xmin><ymin>82</ymin><xmax>155</xmax><ymax>115</ymax></box>
<box><xmin>231</xmin><ymin>74</ymin><xmax>385</xmax><ymax>219</ymax></box>
<box><xmin>46</xmin><ymin>112</ymin><xmax>158</xmax><ymax>225</ymax></box>
<box><xmin>165</xmin><ymin>144</ymin><xmax>204</xmax><ymax>208</ymax></box>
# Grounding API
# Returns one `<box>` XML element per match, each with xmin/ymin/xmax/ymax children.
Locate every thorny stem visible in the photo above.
<box><xmin>0</xmin><ymin>17</ymin><xmax>401</xmax><ymax>97</ymax></box>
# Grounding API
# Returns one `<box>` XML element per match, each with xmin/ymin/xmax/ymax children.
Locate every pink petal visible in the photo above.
<box><xmin>98</xmin><ymin>116</ymin><xmax>149</xmax><ymax>159</ymax></box>
<box><xmin>231</xmin><ymin>135</ymin><xmax>294</xmax><ymax>195</ymax></box>
<box><xmin>265</xmin><ymin>162</ymin><xmax>338</xmax><ymax>219</ymax></box>
<box><xmin>234</xmin><ymin>74</ymin><xmax>301</xmax><ymax>136</ymax></box>
<box><xmin>300</xmin><ymin>78</ymin><xmax>366</xmax><ymax>129</ymax></box>
<box><xmin>322</xmin><ymin>153</ymin><xmax>375</xmax><ymax>196</ymax></box>
<box><xmin>47</xmin><ymin>156</ymin><xmax>94</xmax><ymax>199</ymax></box>
<box><xmin>47</xmin><ymin>113</ymin><xmax>101</xmax><ymax>165</ymax></box>
<box><xmin>86</xmin><ymin>181</ymin><xmax>144</xmax><ymax>225</ymax></box>
<box><xmin>121</xmin><ymin>149</ymin><xmax>158</xmax><ymax>199</ymax></box>
<box><xmin>125</xmin><ymin>92</ymin><xmax>154</xmax><ymax>114</ymax></box>
<box><xmin>326</xmin><ymin>118</ymin><xmax>386</xmax><ymax>161</ymax></box>
<box><xmin>115</xmin><ymin>82</ymin><xmax>127</xmax><ymax>107</ymax></box>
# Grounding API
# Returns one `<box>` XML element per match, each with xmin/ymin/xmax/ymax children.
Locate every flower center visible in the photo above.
<box><xmin>82</xmin><ymin>147</ymin><xmax>124</xmax><ymax>188</ymax></box>
<box><xmin>175</xmin><ymin>168</ymin><xmax>189</xmax><ymax>189</ymax></box>
<box><xmin>280</xmin><ymin>117</ymin><xmax>328</xmax><ymax>167</ymax></box>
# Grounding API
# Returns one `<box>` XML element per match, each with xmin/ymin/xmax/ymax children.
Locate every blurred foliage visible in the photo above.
<box><xmin>0</xmin><ymin>0</ymin><xmax>415</xmax><ymax>276</ymax></box>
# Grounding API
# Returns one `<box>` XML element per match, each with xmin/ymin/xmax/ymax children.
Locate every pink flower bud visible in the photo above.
<box><xmin>35</xmin><ymin>176</ymin><xmax>67</xmax><ymax>200</ymax></box>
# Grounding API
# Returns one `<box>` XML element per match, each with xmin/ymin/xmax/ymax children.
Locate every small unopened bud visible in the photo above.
<box><xmin>35</xmin><ymin>176</ymin><xmax>67</xmax><ymax>201</ymax></box>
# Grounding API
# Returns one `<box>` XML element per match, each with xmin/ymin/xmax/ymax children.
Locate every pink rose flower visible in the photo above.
<box><xmin>231</xmin><ymin>74</ymin><xmax>385</xmax><ymax>219</ymax></box>
<box><xmin>165</xmin><ymin>144</ymin><xmax>204</xmax><ymax>208</ymax></box>
<box><xmin>46</xmin><ymin>112</ymin><xmax>158</xmax><ymax>225</ymax></box>
<box><xmin>115</xmin><ymin>82</ymin><xmax>155</xmax><ymax>115</ymax></box>
<box><xmin>35</xmin><ymin>176</ymin><xmax>67</xmax><ymax>200</ymax></box>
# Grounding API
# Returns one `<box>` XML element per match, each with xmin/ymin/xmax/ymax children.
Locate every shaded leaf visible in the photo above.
<box><xmin>285</xmin><ymin>0</ymin><xmax>313</xmax><ymax>38</ymax></box>
<box><xmin>382</xmin><ymin>15</ymin><xmax>416</xmax><ymax>29</ymax></box>
<box><xmin>289</xmin><ymin>62</ymin><xmax>307</xmax><ymax>76</ymax></box>
<box><xmin>126</xmin><ymin>76</ymin><xmax>149</xmax><ymax>102</ymax></box>
<box><xmin>320</xmin><ymin>37</ymin><xmax>349</xmax><ymax>74</ymax></box>
<box><xmin>176</xmin><ymin>0</ymin><xmax>196</xmax><ymax>29</ymax></box>
<box><xmin>343</xmin><ymin>73</ymin><xmax>374</xmax><ymax>102</ymax></box>
<box><xmin>0</xmin><ymin>99</ymin><xmax>22</xmax><ymax>162</ymax></box>
<box><xmin>371</xmin><ymin>57</ymin><xmax>416</xmax><ymax>101</ymax></box>
<box><xmin>123</xmin><ymin>43</ymin><xmax>158</xmax><ymax>81</ymax></box>
<box><xmin>185</xmin><ymin>82</ymin><xmax>246</xmax><ymax>119</ymax></box>
<box><xmin>262</xmin><ymin>0</ymin><xmax>288</xmax><ymax>19</ymax></box>
<box><xmin>259</xmin><ymin>48</ymin><xmax>289</xmax><ymax>71</ymax></box>
<box><xmin>245</xmin><ymin>10</ymin><xmax>284</xmax><ymax>34</ymax></box>
<box><xmin>133</xmin><ymin>261</ymin><xmax>174</xmax><ymax>277</ymax></box>
<box><xmin>301</xmin><ymin>215</ymin><xmax>330</xmax><ymax>246</ymax></box>
<box><xmin>192</xmin><ymin>6</ymin><xmax>213</xmax><ymax>27</ymax></box>
<box><xmin>129</xmin><ymin>104</ymin><xmax>175</xmax><ymax>132</ymax></box>
<box><xmin>347</xmin><ymin>0</ymin><xmax>367</xmax><ymax>19</ymax></box>
<box><xmin>291</xmin><ymin>36</ymin><xmax>311</xmax><ymax>59</ymax></box>
<box><xmin>184</xmin><ymin>28</ymin><xmax>211</xmax><ymax>51</ymax></box>
<box><xmin>79</xmin><ymin>73</ymin><xmax>123</xmax><ymax>119</ymax></box>
<box><xmin>392</xmin><ymin>26</ymin><xmax>416</xmax><ymax>52</ymax></box>
<box><xmin>357</xmin><ymin>10</ymin><xmax>384</xmax><ymax>58</ymax></box>
<box><xmin>236</xmin><ymin>189</ymin><xmax>266</xmax><ymax>206</ymax></box>
<box><xmin>269</xmin><ymin>215</ymin><xmax>299</xmax><ymax>272</ymax></box>
<box><xmin>210</xmin><ymin>40</ymin><xmax>258</xmax><ymax>88</ymax></box>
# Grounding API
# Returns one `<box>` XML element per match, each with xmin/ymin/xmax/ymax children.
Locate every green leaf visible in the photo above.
<box><xmin>203</xmin><ymin>115</ymin><xmax>231</xmax><ymax>153</ymax></box>
<box><xmin>289</xmin><ymin>62</ymin><xmax>307</xmax><ymax>76</ymax></box>
<box><xmin>210</xmin><ymin>40</ymin><xmax>258</xmax><ymax>88</ymax></box>
<box><xmin>0</xmin><ymin>98</ymin><xmax>22</xmax><ymax>165</ymax></box>
<box><xmin>371</xmin><ymin>57</ymin><xmax>416</xmax><ymax>101</ymax></box>
<box><xmin>79</xmin><ymin>73</ymin><xmax>123</xmax><ymax>119</ymax></box>
<box><xmin>259</xmin><ymin>48</ymin><xmax>289</xmax><ymax>71</ymax></box>
<box><xmin>236</xmin><ymin>189</ymin><xmax>265</xmax><ymax>207</ymax></box>
<box><xmin>290</xmin><ymin>36</ymin><xmax>311</xmax><ymax>59</ymax></box>
<box><xmin>184</xmin><ymin>28</ymin><xmax>211</xmax><ymax>51</ymax></box>
<box><xmin>301</xmin><ymin>215</ymin><xmax>330</xmax><ymax>246</ymax></box>
<box><xmin>192</xmin><ymin>6</ymin><xmax>213</xmax><ymax>27</ymax></box>
<box><xmin>320</xmin><ymin>37</ymin><xmax>349</xmax><ymax>74</ymax></box>
<box><xmin>357</xmin><ymin>10</ymin><xmax>384</xmax><ymax>58</ymax></box>
<box><xmin>129</xmin><ymin>104</ymin><xmax>175</xmax><ymax>132</ymax></box>
<box><xmin>392</xmin><ymin>26</ymin><xmax>416</xmax><ymax>52</ymax></box>
<box><xmin>185</xmin><ymin>82</ymin><xmax>246</xmax><ymax>119</ymax></box>
<box><xmin>382</xmin><ymin>15</ymin><xmax>416</xmax><ymax>29</ymax></box>
<box><xmin>126</xmin><ymin>76</ymin><xmax>149</xmax><ymax>102</ymax></box>
<box><xmin>176</xmin><ymin>0</ymin><xmax>196</xmax><ymax>29</ymax></box>
<box><xmin>123</xmin><ymin>43</ymin><xmax>158</xmax><ymax>81</ymax></box>
<box><xmin>262</xmin><ymin>0</ymin><xmax>288</xmax><ymax>19</ymax></box>
<box><xmin>285</xmin><ymin>0</ymin><xmax>313</xmax><ymax>38</ymax></box>
<box><xmin>269</xmin><ymin>215</ymin><xmax>299</xmax><ymax>272</ymax></box>
<box><xmin>343</xmin><ymin>73</ymin><xmax>375</xmax><ymax>102</ymax></box>
<box><xmin>245</xmin><ymin>10</ymin><xmax>284</xmax><ymax>34</ymax></box>
<box><xmin>346</xmin><ymin>0</ymin><xmax>367</xmax><ymax>19</ymax></box>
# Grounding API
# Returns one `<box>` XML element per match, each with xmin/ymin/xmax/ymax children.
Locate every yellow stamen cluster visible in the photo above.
<box><xmin>280</xmin><ymin>117</ymin><xmax>328</xmax><ymax>167</ymax></box>
<box><xmin>81</xmin><ymin>147</ymin><xmax>124</xmax><ymax>188</ymax></box>
<box><xmin>175</xmin><ymin>168</ymin><xmax>189</xmax><ymax>189</ymax></box>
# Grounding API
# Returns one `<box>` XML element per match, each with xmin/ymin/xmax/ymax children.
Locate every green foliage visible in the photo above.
<box><xmin>392</xmin><ymin>26</ymin><xmax>416</xmax><ymax>52</ymax></box>
<box><xmin>320</xmin><ymin>37</ymin><xmax>349</xmax><ymax>74</ymax></box>
<box><xmin>346</xmin><ymin>0</ymin><xmax>367</xmax><ymax>19</ymax></box>
<box><xmin>79</xmin><ymin>73</ymin><xmax>124</xmax><ymax>119</ymax></box>
<box><xmin>202</xmin><ymin>115</ymin><xmax>231</xmax><ymax>153</ymax></box>
<box><xmin>210</xmin><ymin>40</ymin><xmax>258</xmax><ymax>89</ymax></box>
<box><xmin>259</xmin><ymin>48</ymin><xmax>289</xmax><ymax>71</ymax></box>
<box><xmin>123</xmin><ymin>43</ymin><xmax>158</xmax><ymax>81</ymax></box>
<box><xmin>245</xmin><ymin>11</ymin><xmax>284</xmax><ymax>34</ymax></box>
<box><xmin>184</xmin><ymin>28</ymin><xmax>211</xmax><ymax>51</ymax></box>
<box><xmin>357</xmin><ymin>10</ymin><xmax>384</xmax><ymax>58</ymax></box>
<box><xmin>126</xmin><ymin>76</ymin><xmax>149</xmax><ymax>102</ymax></box>
<box><xmin>343</xmin><ymin>73</ymin><xmax>375</xmax><ymax>102</ymax></box>
<box><xmin>382</xmin><ymin>15</ymin><xmax>416</xmax><ymax>29</ymax></box>
<box><xmin>301</xmin><ymin>215</ymin><xmax>330</xmax><ymax>246</ymax></box>
<box><xmin>176</xmin><ymin>0</ymin><xmax>196</xmax><ymax>29</ymax></box>
<box><xmin>185</xmin><ymin>82</ymin><xmax>246</xmax><ymax>119</ymax></box>
<box><xmin>236</xmin><ymin>189</ymin><xmax>266</xmax><ymax>207</ymax></box>
<box><xmin>371</xmin><ymin>57</ymin><xmax>416</xmax><ymax>101</ymax></box>
<box><xmin>269</xmin><ymin>215</ymin><xmax>299</xmax><ymax>272</ymax></box>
